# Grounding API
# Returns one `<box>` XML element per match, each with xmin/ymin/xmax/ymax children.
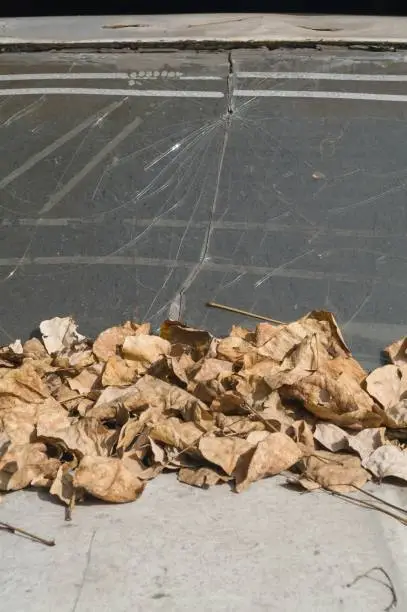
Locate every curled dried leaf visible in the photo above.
<box><xmin>364</xmin><ymin>365</ymin><xmax>401</xmax><ymax>410</ymax></box>
<box><xmin>40</xmin><ymin>316</ymin><xmax>85</xmax><ymax>355</ymax></box>
<box><xmin>93</xmin><ymin>321</ymin><xmax>150</xmax><ymax>362</ymax></box>
<box><xmin>0</xmin><ymin>443</ymin><xmax>60</xmax><ymax>491</ymax></box>
<box><xmin>178</xmin><ymin>466</ymin><xmax>230</xmax><ymax>488</ymax></box>
<box><xmin>300</xmin><ymin>450</ymin><xmax>370</xmax><ymax>493</ymax></box>
<box><xmin>122</xmin><ymin>335</ymin><xmax>170</xmax><ymax>372</ymax></box>
<box><xmin>150</xmin><ymin>417</ymin><xmax>203</xmax><ymax>450</ymax></box>
<box><xmin>73</xmin><ymin>456</ymin><xmax>145</xmax><ymax>502</ymax></box>
<box><xmin>160</xmin><ymin>320</ymin><xmax>212</xmax><ymax>359</ymax></box>
<box><xmin>384</xmin><ymin>337</ymin><xmax>407</xmax><ymax>366</ymax></box>
<box><xmin>235</xmin><ymin>432</ymin><xmax>302</xmax><ymax>492</ymax></box>
<box><xmin>363</xmin><ymin>445</ymin><xmax>407</xmax><ymax>482</ymax></box>
<box><xmin>199</xmin><ymin>435</ymin><xmax>252</xmax><ymax>475</ymax></box>
<box><xmin>101</xmin><ymin>355</ymin><xmax>138</xmax><ymax>387</ymax></box>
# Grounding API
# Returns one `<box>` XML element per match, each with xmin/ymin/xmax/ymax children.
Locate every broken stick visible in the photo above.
<box><xmin>206</xmin><ymin>301</ymin><xmax>284</xmax><ymax>325</ymax></box>
<box><xmin>0</xmin><ymin>520</ymin><xmax>55</xmax><ymax>546</ymax></box>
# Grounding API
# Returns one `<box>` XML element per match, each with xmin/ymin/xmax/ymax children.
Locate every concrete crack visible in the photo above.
<box><xmin>227</xmin><ymin>50</ymin><xmax>235</xmax><ymax>115</ymax></box>
<box><xmin>167</xmin><ymin>54</ymin><xmax>234</xmax><ymax>322</ymax></box>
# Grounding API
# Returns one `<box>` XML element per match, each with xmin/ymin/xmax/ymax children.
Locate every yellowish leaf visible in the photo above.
<box><xmin>73</xmin><ymin>456</ymin><xmax>145</xmax><ymax>502</ymax></box>
<box><xmin>93</xmin><ymin>321</ymin><xmax>150</xmax><ymax>362</ymax></box>
<box><xmin>300</xmin><ymin>450</ymin><xmax>370</xmax><ymax>492</ymax></box>
<box><xmin>122</xmin><ymin>334</ymin><xmax>170</xmax><ymax>371</ymax></box>
<box><xmin>150</xmin><ymin>417</ymin><xmax>203</xmax><ymax>450</ymax></box>
<box><xmin>101</xmin><ymin>355</ymin><xmax>138</xmax><ymax>387</ymax></box>
<box><xmin>160</xmin><ymin>320</ymin><xmax>212</xmax><ymax>358</ymax></box>
<box><xmin>199</xmin><ymin>435</ymin><xmax>252</xmax><ymax>475</ymax></box>
<box><xmin>235</xmin><ymin>432</ymin><xmax>302</xmax><ymax>492</ymax></box>
<box><xmin>0</xmin><ymin>442</ymin><xmax>60</xmax><ymax>491</ymax></box>
<box><xmin>178</xmin><ymin>466</ymin><xmax>230</xmax><ymax>488</ymax></box>
<box><xmin>50</xmin><ymin>465</ymin><xmax>75</xmax><ymax>505</ymax></box>
<box><xmin>364</xmin><ymin>365</ymin><xmax>401</xmax><ymax>410</ymax></box>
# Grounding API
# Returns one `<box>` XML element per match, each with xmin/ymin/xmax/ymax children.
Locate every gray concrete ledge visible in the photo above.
<box><xmin>1</xmin><ymin>14</ymin><xmax>407</xmax><ymax>49</ymax></box>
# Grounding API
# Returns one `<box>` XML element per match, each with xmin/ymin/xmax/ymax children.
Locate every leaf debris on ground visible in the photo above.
<box><xmin>1</xmin><ymin>310</ymin><xmax>407</xmax><ymax>511</ymax></box>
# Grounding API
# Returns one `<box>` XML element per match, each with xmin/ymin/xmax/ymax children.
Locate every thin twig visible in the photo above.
<box><xmin>0</xmin><ymin>520</ymin><xmax>55</xmax><ymax>546</ymax></box>
<box><xmin>65</xmin><ymin>490</ymin><xmax>76</xmax><ymax>522</ymax></box>
<box><xmin>243</xmin><ymin>403</ymin><xmax>279</xmax><ymax>432</ymax></box>
<box><xmin>326</xmin><ymin>489</ymin><xmax>407</xmax><ymax>526</ymax></box>
<box><xmin>351</xmin><ymin>484</ymin><xmax>407</xmax><ymax>517</ymax></box>
<box><xmin>346</xmin><ymin>566</ymin><xmax>397</xmax><ymax>612</ymax></box>
<box><xmin>206</xmin><ymin>302</ymin><xmax>285</xmax><ymax>325</ymax></box>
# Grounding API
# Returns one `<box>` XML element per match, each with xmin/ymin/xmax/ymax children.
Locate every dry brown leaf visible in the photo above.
<box><xmin>287</xmin><ymin>420</ymin><xmax>315</xmax><ymax>453</ymax></box>
<box><xmin>261</xmin><ymin>391</ymin><xmax>296</xmax><ymax>431</ymax></box>
<box><xmin>384</xmin><ymin>337</ymin><xmax>407</xmax><ymax>366</ymax></box>
<box><xmin>160</xmin><ymin>320</ymin><xmax>212</xmax><ymax>358</ymax></box>
<box><xmin>0</xmin><ymin>443</ymin><xmax>60</xmax><ymax>491</ymax></box>
<box><xmin>348</xmin><ymin>428</ymin><xmax>386</xmax><ymax>462</ymax></box>
<box><xmin>49</xmin><ymin>465</ymin><xmax>75</xmax><ymax>505</ymax></box>
<box><xmin>101</xmin><ymin>355</ymin><xmax>138</xmax><ymax>387</ymax></box>
<box><xmin>117</xmin><ymin>419</ymin><xmax>144</xmax><ymax>452</ymax></box>
<box><xmin>0</xmin><ymin>401</ymin><xmax>38</xmax><ymax>445</ymax></box>
<box><xmin>314</xmin><ymin>423</ymin><xmax>349</xmax><ymax>453</ymax></box>
<box><xmin>37</xmin><ymin>413</ymin><xmax>117</xmax><ymax>458</ymax></box>
<box><xmin>67</xmin><ymin>348</ymin><xmax>95</xmax><ymax>370</ymax></box>
<box><xmin>93</xmin><ymin>321</ymin><xmax>150</xmax><ymax>362</ymax></box>
<box><xmin>73</xmin><ymin>456</ymin><xmax>145</xmax><ymax>502</ymax></box>
<box><xmin>245</xmin><ymin>430</ymin><xmax>270</xmax><ymax>445</ymax></box>
<box><xmin>281</xmin><ymin>333</ymin><xmax>322</xmax><ymax>371</ymax></box>
<box><xmin>0</xmin><ymin>341</ymin><xmax>24</xmax><ymax>368</ymax></box>
<box><xmin>150</xmin><ymin>417</ymin><xmax>203</xmax><ymax>450</ymax></box>
<box><xmin>101</xmin><ymin>375</ymin><xmax>209</xmax><ymax>420</ymax></box>
<box><xmin>1</xmin><ymin>396</ymin><xmax>63</xmax><ymax>446</ymax></box>
<box><xmin>216</xmin><ymin>336</ymin><xmax>254</xmax><ymax>362</ymax></box>
<box><xmin>199</xmin><ymin>435</ymin><xmax>252</xmax><ymax>475</ymax></box>
<box><xmin>276</xmin><ymin>357</ymin><xmax>383</xmax><ymax>428</ymax></box>
<box><xmin>235</xmin><ymin>432</ymin><xmax>302</xmax><ymax>492</ymax></box>
<box><xmin>256</xmin><ymin>311</ymin><xmax>349</xmax><ymax>365</ymax></box>
<box><xmin>23</xmin><ymin>337</ymin><xmax>49</xmax><ymax>360</ymax></box>
<box><xmin>191</xmin><ymin>358</ymin><xmax>233</xmax><ymax>383</ymax></box>
<box><xmin>362</xmin><ymin>445</ymin><xmax>407</xmax><ymax>482</ymax></box>
<box><xmin>68</xmin><ymin>367</ymin><xmax>100</xmax><ymax>394</ymax></box>
<box><xmin>313</xmin><ymin>423</ymin><xmax>385</xmax><ymax>462</ymax></box>
<box><xmin>0</xmin><ymin>432</ymin><xmax>10</xmax><ymax>457</ymax></box>
<box><xmin>0</xmin><ymin>362</ymin><xmax>49</xmax><ymax>406</ymax></box>
<box><xmin>216</xmin><ymin>414</ymin><xmax>264</xmax><ymax>435</ymax></box>
<box><xmin>148</xmin><ymin>353</ymin><xmax>195</xmax><ymax>386</ymax></box>
<box><xmin>256</xmin><ymin>321</ymin><xmax>308</xmax><ymax>362</ymax></box>
<box><xmin>386</xmin><ymin>399</ymin><xmax>407</xmax><ymax>428</ymax></box>
<box><xmin>242</xmin><ymin>358</ymin><xmax>280</xmax><ymax>378</ymax></box>
<box><xmin>122</xmin><ymin>335</ymin><xmax>171</xmax><ymax>372</ymax></box>
<box><xmin>364</xmin><ymin>365</ymin><xmax>401</xmax><ymax>410</ymax></box>
<box><xmin>300</xmin><ymin>450</ymin><xmax>370</xmax><ymax>492</ymax></box>
<box><xmin>255</xmin><ymin>322</ymin><xmax>281</xmax><ymax>347</ymax></box>
<box><xmin>178</xmin><ymin>466</ymin><xmax>230</xmax><ymax>488</ymax></box>
<box><xmin>229</xmin><ymin>325</ymin><xmax>256</xmax><ymax>343</ymax></box>
<box><xmin>40</xmin><ymin>316</ymin><xmax>85</xmax><ymax>354</ymax></box>
<box><xmin>302</xmin><ymin>310</ymin><xmax>351</xmax><ymax>356</ymax></box>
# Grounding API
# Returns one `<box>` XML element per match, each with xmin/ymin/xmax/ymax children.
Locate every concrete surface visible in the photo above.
<box><xmin>2</xmin><ymin>14</ymin><xmax>407</xmax><ymax>47</ymax></box>
<box><xmin>1</xmin><ymin>47</ymin><xmax>407</xmax><ymax>611</ymax></box>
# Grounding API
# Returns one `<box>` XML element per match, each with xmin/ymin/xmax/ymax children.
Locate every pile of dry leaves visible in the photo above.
<box><xmin>1</xmin><ymin>310</ymin><xmax>407</xmax><ymax>509</ymax></box>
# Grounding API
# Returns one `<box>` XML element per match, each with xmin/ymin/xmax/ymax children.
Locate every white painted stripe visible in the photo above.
<box><xmin>235</xmin><ymin>89</ymin><xmax>407</xmax><ymax>103</ymax></box>
<box><xmin>0</xmin><ymin>72</ymin><xmax>222</xmax><ymax>82</ymax></box>
<box><xmin>0</xmin><ymin>256</ymin><xmax>398</xmax><ymax>284</ymax></box>
<box><xmin>0</xmin><ymin>99</ymin><xmax>124</xmax><ymax>190</ymax></box>
<box><xmin>0</xmin><ymin>87</ymin><xmax>223</xmax><ymax>98</ymax></box>
<box><xmin>41</xmin><ymin>115</ymin><xmax>143</xmax><ymax>214</ymax></box>
<box><xmin>237</xmin><ymin>71</ymin><xmax>407</xmax><ymax>82</ymax></box>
